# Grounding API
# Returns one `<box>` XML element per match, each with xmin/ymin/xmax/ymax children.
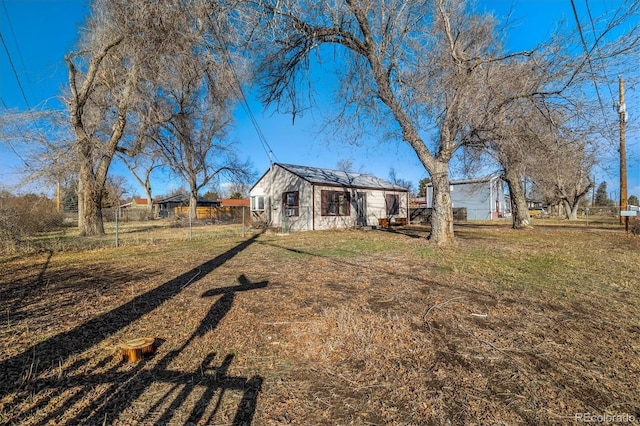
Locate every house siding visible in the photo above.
<box><xmin>311</xmin><ymin>185</ymin><xmax>408</xmax><ymax>230</ymax></box>
<box><xmin>251</xmin><ymin>165</ymin><xmax>313</xmax><ymax>232</ymax></box>
<box><xmin>249</xmin><ymin>164</ymin><xmax>409</xmax><ymax>232</ymax></box>
<box><xmin>313</xmin><ymin>185</ymin><xmax>355</xmax><ymax>230</ymax></box>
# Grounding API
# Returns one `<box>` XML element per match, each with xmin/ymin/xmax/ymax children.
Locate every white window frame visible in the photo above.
<box><xmin>251</xmin><ymin>195</ymin><xmax>265</xmax><ymax>211</ymax></box>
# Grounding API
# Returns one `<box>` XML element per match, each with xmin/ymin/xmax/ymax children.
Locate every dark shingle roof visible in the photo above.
<box><xmin>277</xmin><ymin>163</ymin><xmax>408</xmax><ymax>191</ymax></box>
<box><xmin>156</xmin><ymin>194</ymin><xmax>220</xmax><ymax>205</ymax></box>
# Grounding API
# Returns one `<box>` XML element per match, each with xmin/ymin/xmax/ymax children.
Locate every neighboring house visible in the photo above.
<box><xmin>118</xmin><ymin>197</ymin><xmax>153</xmax><ymax>220</ymax></box>
<box><xmin>155</xmin><ymin>194</ymin><xmax>221</xmax><ymax>218</ymax></box>
<box><xmin>424</xmin><ymin>176</ymin><xmax>508</xmax><ymax>221</ymax></box>
<box><xmin>249</xmin><ymin>163</ymin><xmax>409</xmax><ymax>232</ymax></box>
<box><xmin>119</xmin><ymin>197</ymin><xmax>150</xmax><ymax>210</ymax></box>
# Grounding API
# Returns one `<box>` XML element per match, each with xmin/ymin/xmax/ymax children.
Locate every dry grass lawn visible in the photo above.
<box><xmin>0</xmin><ymin>220</ymin><xmax>638</xmax><ymax>425</ymax></box>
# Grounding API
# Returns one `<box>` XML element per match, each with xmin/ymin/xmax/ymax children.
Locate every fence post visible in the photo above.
<box><xmin>242</xmin><ymin>206</ymin><xmax>246</xmax><ymax>238</ymax></box>
<box><xmin>115</xmin><ymin>207</ymin><xmax>119</xmax><ymax>247</ymax></box>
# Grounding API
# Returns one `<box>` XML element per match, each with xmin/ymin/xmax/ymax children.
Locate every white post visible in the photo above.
<box><xmin>115</xmin><ymin>207</ymin><xmax>119</xmax><ymax>247</ymax></box>
<box><xmin>242</xmin><ymin>206</ymin><xmax>246</xmax><ymax>238</ymax></box>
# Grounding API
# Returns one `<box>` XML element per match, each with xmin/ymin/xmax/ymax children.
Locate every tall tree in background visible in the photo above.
<box><xmin>150</xmin><ymin>60</ymin><xmax>250</xmax><ymax>219</ymax></box>
<box><xmin>417</xmin><ymin>178</ymin><xmax>432</xmax><ymax>198</ymax></box>
<box><xmin>116</xmin><ymin>147</ymin><xmax>162</xmax><ymax>213</ymax></box>
<box><xmin>388</xmin><ymin>168</ymin><xmax>414</xmax><ymax>194</ymax></box>
<box><xmin>65</xmin><ymin>0</ymin><xmax>219</xmax><ymax>235</ymax></box>
<box><xmin>529</xmin><ymin>132</ymin><xmax>595</xmax><ymax>220</ymax></box>
<box><xmin>148</xmin><ymin>8</ymin><xmax>251</xmax><ymax>220</ymax></box>
<box><xmin>467</xmin><ymin>0</ymin><xmax>640</xmax><ymax>228</ymax></box>
<box><xmin>0</xmin><ymin>109</ymin><xmax>76</xmax><ymax>210</ymax></box>
<box><xmin>594</xmin><ymin>182</ymin><xmax>611</xmax><ymax>206</ymax></box>
<box><xmin>248</xmin><ymin>0</ymin><xmax>514</xmax><ymax>245</ymax></box>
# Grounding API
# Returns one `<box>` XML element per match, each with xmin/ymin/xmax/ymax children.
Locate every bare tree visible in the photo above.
<box><xmin>65</xmin><ymin>0</ymin><xmax>219</xmax><ymax>235</ymax></box>
<box><xmin>223</xmin><ymin>182</ymin><xmax>251</xmax><ymax>199</ymax></box>
<box><xmin>527</xmin><ymin>125</ymin><xmax>595</xmax><ymax>220</ymax></box>
<box><xmin>465</xmin><ymin>0</ymin><xmax>640</xmax><ymax>228</ymax></box>
<box><xmin>0</xmin><ymin>109</ymin><xmax>76</xmax><ymax>209</ymax></box>
<box><xmin>116</xmin><ymin>144</ymin><xmax>164</xmax><ymax>213</ymax></box>
<box><xmin>388</xmin><ymin>168</ymin><xmax>414</xmax><ymax>194</ymax></box>
<box><xmin>472</xmin><ymin>91</ymin><xmax>545</xmax><ymax>229</ymax></box>
<box><xmin>336</xmin><ymin>159</ymin><xmax>354</xmax><ymax>173</ymax></box>
<box><xmin>147</xmin><ymin>28</ymin><xmax>251</xmax><ymax>220</ymax></box>
<box><xmin>102</xmin><ymin>175</ymin><xmax>130</xmax><ymax>209</ymax></box>
<box><xmin>245</xmin><ymin>0</ymin><xmax>515</xmax><ymax>244</ymax></box>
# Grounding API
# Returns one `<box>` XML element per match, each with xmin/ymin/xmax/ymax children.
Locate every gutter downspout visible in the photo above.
<box><xmin>406</xmin><ymin>190</ymin><xmax>410</xmax><ymax>224</ymax></box>
<box><xmin>489</xmin><ymin>178</ymin><xmax>494</xmax><ymax>221</ymax></box>
<box><xmin>312</xmin><ymin>183</ymin><xmax>315</xmax><ymax>231</ymax></box>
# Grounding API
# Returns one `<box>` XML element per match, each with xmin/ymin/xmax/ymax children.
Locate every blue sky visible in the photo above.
<box><xmin>1</xmin><ymin>0</ymin><xmax>638</xmax><ymax>200</ymax></box>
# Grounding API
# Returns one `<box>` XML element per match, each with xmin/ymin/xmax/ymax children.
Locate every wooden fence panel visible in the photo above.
<box><xmin>173</xmin><ymin>206</ymin><xmax>250</xmax><ymax>223</ymax></box>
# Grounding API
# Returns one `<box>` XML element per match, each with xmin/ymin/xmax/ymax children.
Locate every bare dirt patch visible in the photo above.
<box><xmin>0</xmin><ymin>223</ymin><xmax>638</xmax><ymax>425</ymax></box>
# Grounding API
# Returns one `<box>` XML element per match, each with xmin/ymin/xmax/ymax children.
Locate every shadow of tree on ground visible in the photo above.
<box><xmin>1</xmin><ymin>234</ymin><xmax>266</xmax><ymax>425</ymax></box>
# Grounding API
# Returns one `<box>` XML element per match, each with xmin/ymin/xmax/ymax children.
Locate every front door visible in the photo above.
<box><xmin>356</xmin><ymin>192</ymin><xmax>367</xmax><ymax>226</ymax></box>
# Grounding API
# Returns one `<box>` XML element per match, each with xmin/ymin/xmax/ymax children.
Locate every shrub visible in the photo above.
<box><xmin>630</xmin><ymin>218</ymin><xmax>640</xmax><ymax>236</ymax></box>
<box><xmin>0</xmin><ymin>192</ymin><xmax>63</xmax><ymax>251</ymax></box>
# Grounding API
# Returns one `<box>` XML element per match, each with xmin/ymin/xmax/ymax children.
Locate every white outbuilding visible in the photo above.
<box><xmin>423</xmin><ymin>175</ymin><xmax>508</xmax><ymax>221</ymax></box>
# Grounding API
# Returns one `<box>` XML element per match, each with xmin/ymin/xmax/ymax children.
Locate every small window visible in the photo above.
<box><xmin>386</xmin><ymin>194</ymin><xmax>399</xmax><ymax>216</ymax></box>
<box><xmin>321</xmin><ymin>190</ymin><xmax>351</xmax><ymax>216</ymax></box>
<box><xmin>251</xmin><ymin>195</ymin><xmax>265</xmax><ymax>211</ymax></box>
<box><xmin>282</xmin><ymin>191</ymin><xmax>299</xmax><ymax>216</ymax></box>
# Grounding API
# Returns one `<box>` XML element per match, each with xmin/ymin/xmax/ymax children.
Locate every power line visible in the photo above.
<box><xmin>208</xmin><ymin>12</ymin><xmax>278</xmax><ymax>165</ymax></box>
<box><xmin>1</xmin><ymin>0</ymin><xmax>32</xmax><ymax>96</ymax></box>
<box><xmin>570</xmin><ymin>0</ymin><xmax>606</xmax><ymax>119</ymax></box>
<box><xmin>0</xmin><ymin>30</ymin><xmax>31</xmax><ymax>109</ymax></box>
<box><xmin>227</xmin><ymin>63</ymin><xmax>278</xmax><ymax>164</ymax></box>
<box><xmin>584</xmin><ymin>0</ymin><xmax>615</xmax><ymax>106</ymax></box>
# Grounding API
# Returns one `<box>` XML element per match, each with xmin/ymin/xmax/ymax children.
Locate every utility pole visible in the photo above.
<box><xmin>618</xmin><ymin>76</ymin><xmax>628</xmax><ymax>224</ymax></box>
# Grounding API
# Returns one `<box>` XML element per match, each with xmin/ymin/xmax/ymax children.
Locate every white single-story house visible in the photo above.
<box><xmin>423</xmin><ymin>175</ymin><xmax>509</xmax><ymax>221</ymax></box>
<box><xmin>249</xmin><ymin>163</ymin><xmax>409</xmax><ymax>231</ymax></box>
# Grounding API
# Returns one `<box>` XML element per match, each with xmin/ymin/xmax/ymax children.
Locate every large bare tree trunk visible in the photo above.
<box><xmin>136</xmin><ymin>170</ymin><xmax>154</xmax><ymax>213</ymax></box>
<box><xmin>249</xmin><ymin>0</ymin><xmax>503</xmax><ymax>246</ymax></box>
<box><xmin>77</xmin><ymin>177</ymin><xmax>85</xmax><ymax>230</ymax></box>
<box><xmin>562</xmin><ymin>199</ymin><xmax>579</xmax><ymax>220</ymax></box>
<box><xmin>429</xmin><ymin>161</ymin><xmax>454</xmax><ymax>243</ymax></box>
<box><xmin>504</xmin><ymin>168</ymin><xmax>531</xmax><ymax>229</ymax></box>
<box><xmin>66</xmin><ymin>0</ymin><xmax>212</xmax><ymax>235</ymax></box>
<box><xmin>189</xmin><ymin>190</ymin><xmax>198</xmax><ymax>220</ymax></box>
<box><xmin>78</xmin><ymin>162</ymin><xmax>105</xmax><ymax>236</ymax></box>
<box><xmin>70</xmin><ymin>112</ymin><xmax>125</xmax><ymax>235</ymax></box>
<box><xmin>67</xmin><ymin>35</ymin><xmax>124</xmax><ymax>236</ymax></box>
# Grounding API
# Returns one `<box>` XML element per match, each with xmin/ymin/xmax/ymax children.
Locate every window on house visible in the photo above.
<box><xmin>282</xmin><ymin>191</ymin><xmax>299</xmax><ymax>216</ymax></box>
<box><xmin>386</xmin><ymin>194</ymin><xmax>400</xmax><ymax>216</ymax></box>
<box><xmin>321</xmin><ymin>190</ymin><xmax>351</xmax><ymax>216</ymax></box>
<box><xmin>251</xmin><ymin>195</ymin><xmax>265</xmax><ymax>211</ymax></box>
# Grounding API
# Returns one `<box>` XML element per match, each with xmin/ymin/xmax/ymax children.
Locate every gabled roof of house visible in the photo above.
<box><xmin>133</xmin><ymin>197</ymin><xmax>148</xmax><ymax>205</ymax></box>
<box><xmin>265</xmin><ymin>163</ymin><xmax>408</xmax><ymax>191</ymax></box>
